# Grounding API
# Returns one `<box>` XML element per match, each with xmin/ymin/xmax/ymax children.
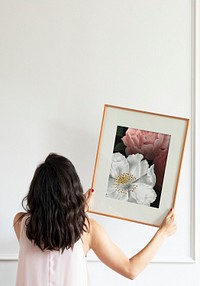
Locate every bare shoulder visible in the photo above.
<box><xmin>81</xmin><ymin>217</ymin><xmax>103</xmax><ymax>255</ymax></box>
<box><xmin>86</xmin><ymin>217</ymin><xmax>110</xmax><ymax>251</ymax></box>
<box><xmin>13</xmin><ymin>212</ymin><xmax>26</xmax><ymax>241</ymax></box>
<box><xmin>83</xmin><ymin>217</ymin><xmax>102</xmax><ymax>233</ymax></box>
<box><xmin>13</xmin><ymin>212</ymin><xmax>25</xmax><ymax>224</ymax></box>
<box><xmin>89</xmin><ymin>218</ymin><xmax>105</xmax><ymax>237</ymax></box>
<box><xmin>86</xmin><ymin>217</ymin><xmax>104</xmax><ymax>237</ymax></box>
<box><xmin>88</xmin><ymin>217</ymin><xmax>99</xmax><ymax>229</ymax></box>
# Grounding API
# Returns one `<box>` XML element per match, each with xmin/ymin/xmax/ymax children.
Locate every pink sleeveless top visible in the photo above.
<box><xmin>15</xmin><ymin>217</ymin><xmax>89</xmax><ymax>286</ymax></box>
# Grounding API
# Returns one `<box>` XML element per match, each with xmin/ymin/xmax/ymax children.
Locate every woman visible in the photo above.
<box><xmin>14</xmin><ymin>153</ymin><xmax>176</xmax><ymax>286</ymax></box>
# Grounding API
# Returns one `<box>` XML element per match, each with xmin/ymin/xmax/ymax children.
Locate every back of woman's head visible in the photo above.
<box><xmin>23</xmin><ymin>153</ymin><xmax>88</xmax><ymax>251</ymax></box>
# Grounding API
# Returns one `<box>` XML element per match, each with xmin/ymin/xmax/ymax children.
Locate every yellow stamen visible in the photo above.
<box><xmin>114</xmin><ymin>173</ymin><xmax>137</xmax><ymax>194</ymax></box>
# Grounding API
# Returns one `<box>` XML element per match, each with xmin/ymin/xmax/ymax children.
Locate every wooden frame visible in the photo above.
<box><xmin>89</xmin><ymin>104</ymin><xmax>189</xmax><ymax>227</ymax></box>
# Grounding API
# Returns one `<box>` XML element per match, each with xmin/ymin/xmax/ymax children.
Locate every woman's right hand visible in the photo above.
<box><xmin>159</xmin><ymin>208</ymin><xmax>177</xmax><ymax>238</ymax></box>
<box><xmin>84</xmin><ymin>188</ymin><xmax>95</xmax><ymax>212</ymax></box>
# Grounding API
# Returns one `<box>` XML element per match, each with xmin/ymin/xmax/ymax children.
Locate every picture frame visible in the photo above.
<box><xmin>89</xmin><ymin>104</ymin><xmax>189</xmax><ymax>227</ymax></box>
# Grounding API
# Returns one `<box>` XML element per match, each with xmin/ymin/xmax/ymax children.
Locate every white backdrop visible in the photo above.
<box><xmin>0</xmin><ymin>0</ymin><xmax>199</xmax><ymax>285</ymax></box>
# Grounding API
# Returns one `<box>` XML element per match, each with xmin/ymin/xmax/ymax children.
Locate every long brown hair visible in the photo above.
<box><xmin>22</xmin><ymin>153</ymin><xmax>89</xmax><ymax>251</ymax></box>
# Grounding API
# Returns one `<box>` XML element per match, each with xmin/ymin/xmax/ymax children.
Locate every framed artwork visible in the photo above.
<box><xmin>89</xmin><ymin>104</ymin><xmax>189</xmax><ymax>227</ymax></box>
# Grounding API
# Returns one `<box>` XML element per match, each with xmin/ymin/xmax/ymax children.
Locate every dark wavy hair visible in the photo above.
<box><xmin>22</xmin><ymin>153</ymin><xmax>89</xmax><ymax>251</ymax></box>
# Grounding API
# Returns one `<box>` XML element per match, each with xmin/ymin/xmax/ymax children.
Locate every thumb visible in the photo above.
<box><xmin>88</xmin><ymin>188</ymin><xmax>95</xmax><ymax>198</ymax></box>
<box><xmin>166</xmin><ymin>207</ymin><xmax>175</xmax><ymax>221</ymax></box>
<box><xmin>169</xmin><ymin>207</ymin><xmax>174</xmax><ymax>215</ymax></box>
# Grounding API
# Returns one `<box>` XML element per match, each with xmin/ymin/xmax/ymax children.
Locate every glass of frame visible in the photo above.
<box><xmin>89</xmin><ymin>104</ymin><xmax>189</xmax><ymax>227</ymax></box>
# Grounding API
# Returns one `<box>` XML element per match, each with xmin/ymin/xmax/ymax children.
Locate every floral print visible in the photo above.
<box><xmin>107</xmin><ymin>126</ymin><xmax>171</xmax><ymax>208</ymax></box>
<box><xmin>122</xmin><ymin>128</ymin><xmax>170</xmax><ymax>161</ymax></box>
<box><xmin>106</xmin><ymin>153</ymin><xmax>157</xmax><ymax>206</ymax></box>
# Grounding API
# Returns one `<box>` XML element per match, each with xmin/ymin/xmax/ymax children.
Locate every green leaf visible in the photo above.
<box><xmin>116</xmin><ymin>126</ymin><xmax>125</xmax><ymax>137</ymax></box>
<box><xmin>114</xmin><ymin>142</ymin><xmax>125</xmax><ymax>152</ymax></box>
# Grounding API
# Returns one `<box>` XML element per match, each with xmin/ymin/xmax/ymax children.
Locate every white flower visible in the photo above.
<box><xmin>106</xmin><ymin>152</ymin><xmax>157</xmax><ymax>206</ymax></box>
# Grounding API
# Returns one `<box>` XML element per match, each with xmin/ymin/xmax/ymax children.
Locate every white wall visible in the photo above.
<box><xmin>0</xmin><ymin>0</ymin><xmax>199</xmax><ymax>285</ymax></box>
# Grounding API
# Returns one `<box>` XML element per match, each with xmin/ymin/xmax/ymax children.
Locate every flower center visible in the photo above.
<box><xmin>114</xmin><ymin>173</ymin><xmax>137</xmax><ymax>193</ymax></box>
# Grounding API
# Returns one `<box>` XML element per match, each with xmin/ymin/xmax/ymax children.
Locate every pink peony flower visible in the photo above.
<box><xmin>122</xmin><ymin>128</ymin><xmax>170</xmax><ymax>161</ymax></box>
<box><xmin>153</xmin><ymin>148</ymin><xmax>168</xmax><ymax>191</ymax></box>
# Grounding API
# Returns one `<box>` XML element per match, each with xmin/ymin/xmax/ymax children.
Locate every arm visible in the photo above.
<box><xmin>90</xmin><ymin>208</ymin><xmax>176</xmax><ymax>280</ymax></box>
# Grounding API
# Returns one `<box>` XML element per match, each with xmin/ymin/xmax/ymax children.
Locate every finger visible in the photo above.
<box><xmin>88</xmin><ymin>188</ymin><xmax>94</xmax><ymax>198</ymax></box>
<box><xmin>85</xmin><ymin>188</ymin><xmax>93</xmax><ymax>198</ymax></box>
<box><xmin>90</xmin><ymin>188</ymin><xmax>95</xmax><ymax>193</ymax></box>
<box><xmin>168</xmin><ymin>208</ymin><xmax>174</xmax><ymax>217</ymax></box>
<box><xmin>85</xmin><ymin>188</ymin><xmax>94</xmax><ymax>203</ymax></box>
<box><xmin>164</xmin><ymin>209</ymin><xmax>174</xmax><ymax>223</ymax></box>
